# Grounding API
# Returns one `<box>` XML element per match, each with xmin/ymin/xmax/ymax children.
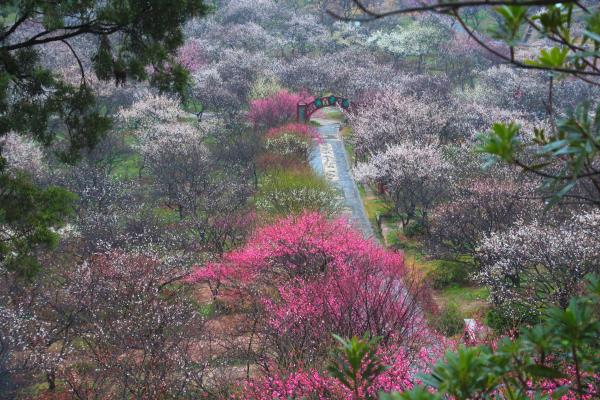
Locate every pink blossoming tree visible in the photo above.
<box><xmin>188</xmin><ymin>212</ymin><xmax>434</xmax><ymax>373</ymax></box>
<box><xmin>247</xmin><ymin>90</ymin><xmax>312</xmax><ymax>129</ymax></box>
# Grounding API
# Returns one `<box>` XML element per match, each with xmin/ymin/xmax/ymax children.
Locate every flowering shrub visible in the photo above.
<box><xmin>247</xmin><ymin>90</ymin><xmax>312</xmax><ymax>129</ymax></box>
<box><xmin>264</xmin><ymin>123</ymin><xmax>320</xmax><ymax>160</ymax></box>
<box><xmin>255</xmin><ymin>168</ymin><xmax>340</xmax><ymax>217</ymax></box>
<box><xmin>265</xmin><ymin>134</ymin><xmax>311</xmax><ymax>158</ymax></box>
<box><xmin>189</xmin><ymin>213</ymin><xmax>432</xmax><ymax>370</ymax></box>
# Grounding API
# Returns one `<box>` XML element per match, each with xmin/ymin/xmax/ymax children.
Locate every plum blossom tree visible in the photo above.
<box><xmin>119</xmin><ymin>91</ymin><xmax>187</xmax><ymax>131</ymax></box>
<box><xmin>477</xmin><ymin>210</ymin><xmax>600</xmax><ymax>318</ymax></box>
<box><xmin>247</xmin><ymin>90</ymin><xmax>312</xmax><ymax>129</ymax></box>
<box><xmin>188</xmin><ymin>212</ymin><xmax>431</xmax><ymax>371</ymax></box>
<box><xmin>355</xmin><ymin>141</ymin><xmax>451</xmax><ymax>228</ymax></box>
<box><xmin>176</xmin><ymin>38</ymin><xmax>207</xmax><ymax>73</ymax></box>
<box><xmin>192</xmin><ymin>67</ymin><xmax>245</xmax><ymax>116</ymax></box>
<box><xmin>467</xmin><ymin>65</ymin><xmax>548</xmax><ymax>116</ymax></box>
<box><xmin>212</xmin><ymin>22</ymin><xmax>280</xmax><ymax>53</ymax></box>
<box><xmin>347</xmin><ymin>86</ymin><xmax>450</xmax><ymax>158</ymax></box>
<box><xmin>2</xmin><ymin>248</ymin><xmax>211</xmax><ymax>398</ymax></box>
<box><xmin>236</xmin><ymin>344</ymin><xmax>430</xmax><ymax>400</ymax></box>
<box><xmin>59</xmin><ymin>252</ymin><xmax>207</xmax><ymax>398</ymax></box>
<box><xmin>213</xmin><ymin>49</ymin><xmax>277</xmax><ymax>104</ymax></box>
<box><xmin>137</xmin><ymin>121</ymin><xmax>218</xmax><ymax>221</ymax></box>
<box><xmin>366</xmin><ymin>18</ymin><xmax>451</xmax><ymax>72</ymax></box>
<box><xmin>427</xmin><ymin>177</ymin><xmax>534</xmax><ymax>259</ymax></box>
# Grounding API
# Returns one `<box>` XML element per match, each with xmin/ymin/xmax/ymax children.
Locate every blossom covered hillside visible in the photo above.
<box><xmin>1</xmin><ymin>0</ymin><xmax>599</xmax><ymax>399</ymax></box>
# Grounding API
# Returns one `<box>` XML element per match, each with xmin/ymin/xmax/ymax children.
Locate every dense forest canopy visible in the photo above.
<box><xmin>1</xmin><ymin>1</ymin><xmax>599</xmax><ymax>399</ymax></box>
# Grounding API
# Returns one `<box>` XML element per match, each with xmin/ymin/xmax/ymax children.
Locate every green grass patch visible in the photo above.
<box><xmin>153</xmin><ymin>206</ymin><xmax>180</xmax><ymax>224</ymax></box>
<box><xmin>437</xmin><ymin>286</ymin><xmax>489</xmax><ymax>318</ymax></box>
<box><xmin>358</xmin><ymin>184</ymin><xmax>389</xmax><ymax>222</ymax></box>
<box><xmin>322</xmin><ymin>108</ymin><xmax>344</xmax><ymax>121</ymax></box>
<box><xmin>112</xmin><ymin>152</ymin><xmax>141</xmax><ymax>180</ymax></box>
<box><xmin>198</xmin><ymin>302</ymin><xmax>215</xmax><ymax>318</ymax></box>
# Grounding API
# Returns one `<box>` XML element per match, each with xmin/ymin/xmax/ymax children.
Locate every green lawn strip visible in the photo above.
<box><xmin>436</xmin><ymin>286</ymin><xmax>490</xmax><ymax>318</ymax></box>
<box><xmin>321</xmin><ymin>108</ymin><xmax>344</xmax><ymax>121</ymax></box>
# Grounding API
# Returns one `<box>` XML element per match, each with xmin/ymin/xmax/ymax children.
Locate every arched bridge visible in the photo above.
<box><xmin>297</xmin><ymin>95</ymin><xmax>352</xmax><ymax>123</ymax></box>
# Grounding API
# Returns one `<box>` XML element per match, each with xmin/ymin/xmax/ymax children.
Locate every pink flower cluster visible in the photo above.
<box><xmin>176</xmin><ymin>39</ymin><xmax>207</xmax><ymax>73</ymax></box>
<box><xmin>189</xmin><ymin>213</ymin><xmax>435</xmax><ymax>395</ymax></box>
<box><xmin>235</xmin><ymin>345</ymin><xmax>432</xmax><ymax>400</ymax></box>
<box><xmin>189</xmin><ymin>212</ymin><xmax>405</xmax><ymax>285</ymax></box>
<box><xmin>265</xmin><ymin>122</ymin><xmax>321</xmax><ymax>143</ymax></box>
<box><xmin>247</xmin><ymin>90</ymin><xmax>313</xmax><ymax>129</ymax></box>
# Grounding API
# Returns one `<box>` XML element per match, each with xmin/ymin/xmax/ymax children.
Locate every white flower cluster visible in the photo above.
<box><xmin>265</xmin><ymin>134</ymin><xmax>311</xmax><ymax>157</ymax></box>
<box><xmin>477</xmin><ymin>210</ymin><xmax>600</xmax><ymax>312</ymax></box>
<box><xmin>0</xmin><ymin>131</ymin><xmax>46</xmax><ymax>178</ymax></box>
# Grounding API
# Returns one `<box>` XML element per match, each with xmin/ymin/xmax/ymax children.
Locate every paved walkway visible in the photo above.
<box><xmin>309</xmin><ymin>118</ymin><xmax>375</xmax><ymax>239</ymax></box>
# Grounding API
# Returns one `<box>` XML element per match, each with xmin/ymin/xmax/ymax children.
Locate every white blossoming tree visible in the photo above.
<box><xmin>477</xmin><ymin>211</ymin><xmax>600</xmax><ymax>319</ymax></box>
<box><xmin>354</xmin><ymin>141</ymin><xmax>451</xmax><ymax>228</ymax></box>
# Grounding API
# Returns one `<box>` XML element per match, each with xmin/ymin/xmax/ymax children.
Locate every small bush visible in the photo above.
<box><xmin>485</xmin><ymin>303</ymin><xmax>540</xmax><ymax>333</ymax></box>
<box><xmin>403</xmin><ymin>219</ymin><xmax>426</xmax><ymax>238</ymax></box>
<box><xmin>428</xmin><ymin>261</ymin><xmax>470</xmax><ymax>289</ymax></box>
<box><xmin>264</xmin><ymin>123</ymin><xmax>319</xmax><ymax>160</ymax></box>
<box><xmin>265</xmin><ymin>133</ymin><xmax>311</xmax><ymax>159</ymax></box>
<box><xmin>431</xmin><ymin>302</ymin><xmax>464</xmax><ymax>337</ymax></box>
<box><xmin>255</xmin><ymin>168</ymin><xmax>339</xmax><ymax>217</ymax></box>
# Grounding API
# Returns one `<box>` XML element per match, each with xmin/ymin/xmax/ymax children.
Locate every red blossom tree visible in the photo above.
<box><xmin>188</xmin><ymin>212</ymin><xmax>434</xmax><ymax>371</ymax></box>
<box><xmin>247</xmin><ymin>90</ymin><xmax>313</xmax><ymax>129</ymax></box>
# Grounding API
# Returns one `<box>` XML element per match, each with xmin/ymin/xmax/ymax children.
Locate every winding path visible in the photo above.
<box><xmin>309</xmin><ymin>118</ymin><xmax>375</xmax><ymax>239</ymax></box>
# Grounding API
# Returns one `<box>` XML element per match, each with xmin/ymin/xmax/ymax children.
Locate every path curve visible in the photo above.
<box><xmin>309</xmin><ymin>118</ymin><xmax>375</xmax><ymax>239</ymax></box>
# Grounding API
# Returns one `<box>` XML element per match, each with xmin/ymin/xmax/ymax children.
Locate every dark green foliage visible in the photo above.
<box><xmin>430</xmin><ymin>303</ymin><xmax>464</xmax><ymax>337</ymax></box>
<box><xmin>1</xmin><ymin>0</ymin><xmax>208</xmax><ymax>147</ymax></box>
<box><xmin>92</xmin><ymin>35</ymin><xmax>114</xmax><ymax>81</ymax></box>
<box><xmin>485</xmin><ymin>303</ymin><xmax>540</xmax><ymax>334</ymax></box>
<box><xmin>328</xmin><ymin>334</ymin><xmax>388</xmax><ymax>400</ymax></box>
<box><xmin>402</xmin><ymin>219</ymin><xmax>425</xmax><ymax>238</ymax></box>
<box><xmin>0</xmin><ymin>173</ymin><xmax>76</xmax><ymax>278</ymax></box>
<box><xmin>383</xmin><ymin>275</ymin><xmax>600</xmax><ymax>400</ymax></box>
<box><xmin>428</xmin><ymin>261</ymin><xmax>469</xmax><ymax>290</ymax></box>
